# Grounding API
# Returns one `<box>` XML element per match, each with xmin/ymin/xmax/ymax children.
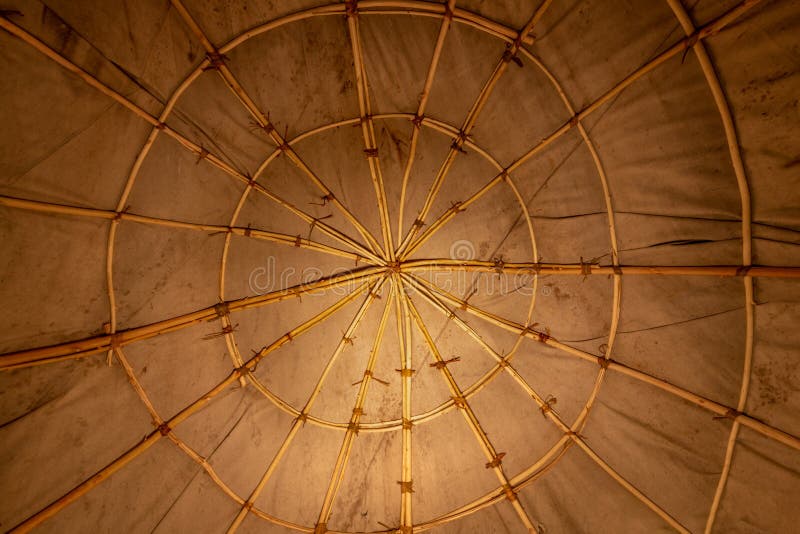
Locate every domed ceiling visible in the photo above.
<box><xmin>1</xmin><ymin>0</ymin><xmax>799</xmax><ymax>533</ymax></box>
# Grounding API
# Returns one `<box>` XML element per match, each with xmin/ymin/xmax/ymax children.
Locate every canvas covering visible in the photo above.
<box><xmin>0</xmin><ymin>0</ymin><xmax>799</xmax><ymax>532</ymax></box>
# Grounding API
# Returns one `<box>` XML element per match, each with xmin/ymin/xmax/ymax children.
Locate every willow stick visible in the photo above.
<box><xmin>403</xmin><ymin>288</ymin><xmax>538</xmax><ymax>531</ymax></box>
<box><xmin>226</xmin><ymin>277</ymin><xmax>387</xmax><ymax>533</ymax></box>
<box><xmin>406</xmin><ymin>273</ymin><xmax>800</xmax><ymax>451</ymax></box>
<box><xmin>9</xmin><ymin>279</ymin><xmax>375</xmax><ymax>533</ymax></box>
<box><xmin>0</xmin><ymin>14</ymin><xmax>381</xmax><ymax>266</ymax></box>
<box><xmin>0</xmin><ymin>195</ymin><xmax>369</xmax><ymax>263</ymax></box>
<box><xmin>346</xmin><ymin>4</ymin><xmax>395</xmax><ymax>260</ymax></box>
<box><xmin>113</xmin><ymin>347</ymin><xmax>294</xmax><ymax>529</ymax></box>
<box><xmin>405</xmin><ymin>276</ymin><xmax>689</xmax><ymax>533</ymax></box>
<box><xmin>515</xmin><ymin>47</ymin><xmax>623</xmax><ymax>450</ymax></box>
<box><xmin>415</xmin><ymin>372</ymin><xmax>610</xmax><ymax>531</ymax></box>
<box><xmin>210</xmin><ymin>106</ymin><xmax>546</xmax><ymax>436</ymax></box>
<box><xmin>396</xmin><ymin>0</ymin><xmax>456</xmax><ymax>242</ymax></box>
<box><xmin>398</xmin><ymin>259</ymin><xmax>800</xmax><ymax>278</ymax></box>
<box><xmin>104</xmin><ymin>48</ymin><xmax>206</xmax><ymax>364</ymax></box>
<box><xmin>216</xmin><ymin>2</ymin><xmax>532</xmax><ymax>55</ymax></box>
<box><xmin>402</xmin><ymin>0</ymin><xmax>765</xmax><ymax>257</ymax></box>
<box><xmin>0</xmin><ymin>267</ymin><xmax>383</xmax><ymax>370</ymax></box>
<box><xmin>169</xmin><ymin>0</ymin><xmax>384</xmax><ymax>259</ymax></box>
<box><xmin>662</xmin><ymin>1</ymin><xmax>756</xmax><ymax>531</ymax></box>
<box><xmin>315</xmin><ymin>285</ymin><xmax>395</xmax><ymax>532</ymax></box>
<box><xmin>395</xmin><ymin>0</ymin><xmax>552</xmax><ymax>259</ymax></box>
<box><xmin>391</xmin><ymin>273</ymin><xmax>414</xmax><ymax>532</ymax></box>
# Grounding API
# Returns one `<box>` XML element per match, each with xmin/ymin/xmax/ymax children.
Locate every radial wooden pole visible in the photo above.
<box><xmin>391</xmin><ymin>273</ymin><xmax>414</xmax><ymax>533</ymax></box>
<box><xmin>169</xmin><ymin>0</ymin><xmax>385</xmax><ymax>259</ymax></box>
<box><xmin>396</xmin><ymin>0</ymin><xmax>456</xmax><ymax>242</ymax></box>
<box><xmin>8</xmin><ymin>278</ymin><xmax>375</xmax><ymax>532</ymax></box>
<box><xmin>0</xmin><ymin>13</ymin><xmax>382</xmax><ymax>265</ymax></box>
<box><xmin>405</xmin><ymin>273</ymin><xmax>800</xmax><ymax>452</ymax></box>
<box><xmin>398</xmin><ymin>259</ymin><xmax>800</xmax><ymax>278</ymax></box>
<box><xmin>315</xmin><ymin>284</ymin><xmax>395</xmax><ymax>532</ymax></box>
<box><xmin>346</xmin><ymin>1</ymin><xmax>395</xmax><ymax>260</ymax></box>
<box><xmin>0</xmin><ymin>194</ymin><xmax>370</xmax><ymax>263</ymax></box>
<box><xmin>0</xmin><ymin>267</ymin><xmax>383</xmax><ymax>370</ymax></box>
<box><xmin>395</xmin><ymin>0</ymin><xmax>553</xmax><ymax>258</ymax></box>
<box><xmin>404</xmin><ymin>275</ymin><xmax>690</xmax><ymax>533</ymax></box>
<box><xmin>226</xmin><ymin>276</ymin><xmax>387</xmax><ymax>533</ymax></box>
<box><xmin>403</xmin><ymin>286</ymin><xmax>540</xmax><ymax>532</ymax></box>
<box><xmin>401</xmin><ymin>0</ymin><xmax>765</xmax><ymax>258</ymax></box>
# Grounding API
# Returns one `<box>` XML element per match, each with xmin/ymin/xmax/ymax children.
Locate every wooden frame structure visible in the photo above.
<box><xmin>2</xmin><ymin>0</ymin><xmax>797</xmax><ymax>532</ymax></box>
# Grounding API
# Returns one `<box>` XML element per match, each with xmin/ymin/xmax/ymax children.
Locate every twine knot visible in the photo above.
<box><xmin>451</xmin><ymin>395</ymin><xmax>467</xmax><ymax>409</ymax></box>
<box><xmin>485</xmin><ymin>452</ymin><xmax>506</xmax><ymax>469</ymax></box>
<box><xmin>397</xmin><ymin>480</ymin><xmax>414</xmax><ymax>493</ymax></box>
<box><xmin>195</xmin><ymin>147</ymin><xmax>210</xmax><ymax>164</ymax></box>
<box><xmin>540</xmin><ymin>395</ymin><xmax>557</xmax><ymax>418</ymax></box>
<box><xmin>714</xmin><ymin>408</ymin><xmax>742</xmax><ymax>421</ymax></box>
<box><xmin>430</xmin><ymin>356</ymin><xmax>461</xmax><ymax>370</ymax></box>
<box><xmin>214</xmin><ymin>302</ymin><xmax>230</xmax><ymax>318</ymax></box>
<box><xmin>204</xmin><ymin>51</ymin><xmax>227</xmax><ymax>70</ymax></box>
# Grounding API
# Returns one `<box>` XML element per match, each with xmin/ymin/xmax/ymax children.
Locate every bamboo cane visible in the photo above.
<box><xmin>0</xmin><ymin>195</ymin><xmax>369</xmax><ymax>263</ymax></box>
<box><xmin>218</xmin><ymin>2</ymin><xmax>533</xmax><ymax>55</ymax></box>
<box><xmin>396</xmin><ymin>0</ymin><xmax>456</xmax><ymax>243</ymax></box>
<box><xmin>662</xmin><ymin>3</ymin><xmax>756</xmax><ymax>532</ymax></box>
<box><xmin>399</xmin><ymin>259</ymin><xmax>800</xmax><ymax>278</ymax></box>
<box><xmin>169</xmin><ymin>0</ymin><xmax>384</xmax><ymax>260</ymax></box>
<box><xmin>405</xmin><ymin>275</ymin><xmax>690</xmax><ymax>533</ymax></box>
<box><xmin>405</xmin><ymin>273</ymin><xmax>800</xmax><ymax>452</ymax></box>
<box><xmin>0</xmin><ymin>14</ymin><xmax>382</xmax><ymax>265</ymax></box>
<box><xmin>0</xmin><ymin>268</ymin><xmax>383</xmax><ymax>370</ymax></box>
<box><xmin>400</xmin><ymin>0</ymin><xmax>765</xmax><ymax>258</ymax></box>
<box><xmin>316</xmin><ymin>285</ymin><xmax>395</xmax><ymax>530</ymax></box>
<box><xmin>9</xmin><ymin>280</ymin><xmax>376</xmax><ymax>532</ymax></box>
<box><xmin>403</xmin><ymin>286</ymin><xmax>538</xmax><ymax>531</ymax></box>
<box><xmin>346</xmin><ymin>6</ymin><xmax>395</xmax><ymax>260</ymax></box>
<box><xmin>226</xmin><ymin>277</ymin><xmax>387</xmax><ymax>533</ymax></box>
<box><xmin>392</xmin><ymin>273</ymin><xmax>414</xmax><ymax>531</ymax></box>
<box><xmin>113</xmin><ymin>346</ymin><xmax>306</xmax><ymax>531</ymax></box>
<box><xmin>395</xmin><ymin>1</ymin><xmax>553</xmax><ymax>259</ymax></box>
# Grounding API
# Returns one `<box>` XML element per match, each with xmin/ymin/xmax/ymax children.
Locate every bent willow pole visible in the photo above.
<box><xmin>398</xmin><ymin>259</ymin><xmax>800</xmax><ymax>278</ymax></box>
<box><xmin>0</xmin><ymin>267</ymin><xmax>384</xmax><ymax>370</ymax></box>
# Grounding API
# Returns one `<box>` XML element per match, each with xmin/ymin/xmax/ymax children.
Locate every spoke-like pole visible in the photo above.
<box><xmin>392</xmin><ymin>273</ymin><xmax>414</xmax><ymax>532</ymax></box>
<box><xmin>7</xmin><ymin>278</ymin><xmax>374</xmax><ymax>533</ymax></box>
<box><xmin>346</xmin><ymin>1</ymin><xmax>395</xmax><ymax>260</ymax></box>
<box><xmin>396</xmin><ymin>0</ymin><xmax>457</xmax><ymax>242</ymax></box>
<box><xmin>401</xmin><ymin>0</ymin><xmax>765</xmax><ymax>257</ymax></box>
<box><xmin>395</xmin><ymin>0</ymin><xmax>552</xmax><ymax>258</ymax></box>
<box><xmin>403</xmin><ymin>286</ymin><xmax>539</xmax><ymax>531</ymax></box>
<box><xmin>169</xmin><ymin>0</ymin><xmax>384</xmax><ymax>259</ymax></box>
<box><xmin>315</xmin><ymin>284</ymin><xmax>395</xmax><ymax>532</ymax></box>
<box><xmin>0</xmin><ymin>195</ymin><xmax>370</xmax><ymax>263</ymax></box>
<box><xmin>0</xmin><ymin>267</ymin><xmax>384</xmax><ymax>370</ymax></box>
<box><xmin>0</xmin><ymin>13</ymin><xmax>382</xmax><ymax>265</ymax></box>
<box><xmin>12</xmin><ymin>282</ymin><xmax>373</xmax><ymax>532</ymax></box>
<box><xmin>405</xmin><ymin>273</ymin><xmax>800</xmax><ymax>452</ymax></box>
<box><xmin>404</xmin><ymin>275</ymin><xmax>690</xmax><ymax>532</ymax></box>
<box><xmin>398</xmin><ymin>259</ymin><xmax>800</xmax><ymax>278</ymax></box>
<box><xmin>226</xmin><ymin>276</ymin><xmax>387</xmax><ymax>532</ymax></box>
